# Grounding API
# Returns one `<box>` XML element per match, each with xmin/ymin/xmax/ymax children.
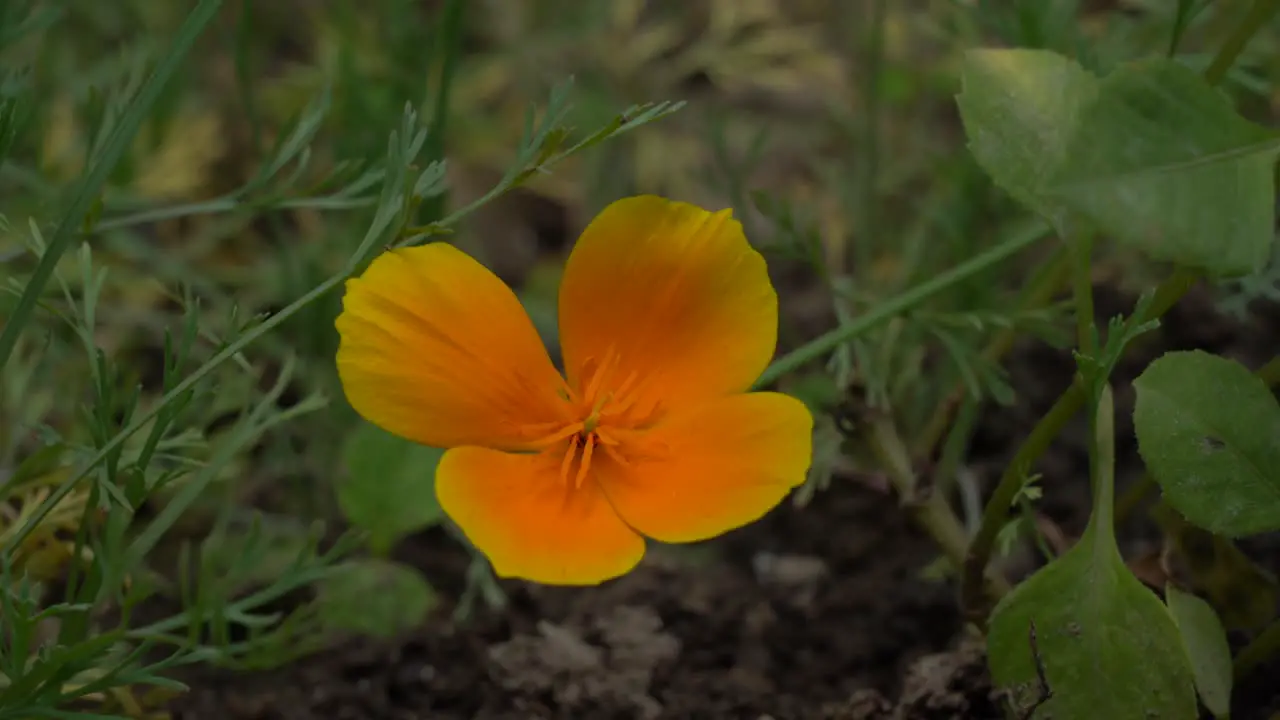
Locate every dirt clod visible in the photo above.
<box><xmin>488</xmin><ymin>607</ymin><xmax>679</xmax><ymax>719</ymax></box>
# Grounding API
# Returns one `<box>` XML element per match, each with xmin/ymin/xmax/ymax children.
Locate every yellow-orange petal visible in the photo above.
<box><xmin>558</xmin><ymin>196</ymin><xmax>777</xmax><ymax>407</ymax></box>
<box><xmin>596</xmin><ymin>392</ymin><xmax>813</xmax><ymax>543</ymax></box>
<box><xmin>336</xmin><ymin>243</ymin><xmax>568</xmax><ymax>451</ymax></box>
<box><xmin>436</xmin><ymin>446</ymin><xmax>645</xmax><ymax>585</ymax></box>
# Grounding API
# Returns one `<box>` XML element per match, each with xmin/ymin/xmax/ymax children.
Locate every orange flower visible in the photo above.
<box><xmin>335</xmin><ymin>196</ymin><xmax>814</xmax><ymax>585</ymax></box>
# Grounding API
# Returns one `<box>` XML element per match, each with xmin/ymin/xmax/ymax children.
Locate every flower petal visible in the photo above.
<box><xmin>436</xmin><ymin>446</ymin><xmax>645</xmax><ymax>585</ymax></box>
<box><xmin>596</xmin><ymin>392</ymin><xmax>813</xmax><ymax>543</ymax></box>
<box><xmin>336</xmin><ymin>243</ymin><xmax>568</xmax><ymax>450</ymax></box>
<box><xmin>558</xmin><ymin>196</ymin><xmax>777</xmax><ymax>406</ymax></box>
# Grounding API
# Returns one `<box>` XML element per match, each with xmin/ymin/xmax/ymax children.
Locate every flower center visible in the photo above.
<box><xmin>516</xmin><ymin>348</ymin><xmax>666</xmax><ymax>488</ymax></box>
<box><xmin>555</xmin><ymin>348</ymin><xmax>667</xmax><ymax>488</ymax></box>
<box><xmin>582</xmin><ymin>392</ymin><xmax>608</xmax><ymax>434</ymax></box>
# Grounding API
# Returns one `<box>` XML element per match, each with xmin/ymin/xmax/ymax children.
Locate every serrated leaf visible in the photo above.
<box><xmin>1047</xmin><ymin>58</ymin><xmax>1280</xmax><ymax>277</ymax></box>
<box><xmin>316</xmin><ymin>559</ymin><xmax>437</xmax><ymax>639</ymax></box>
<box><xmin>957</xmin><ymin>48</ymin><xmax>1096</xmax><ymax>225</ymax></box>
<box><xmin>1166</xmin><ymin>585</ymin><xmax>1233</xmax><ymax>718</ymax></box>
<box><xmin>338</xmin><ymin>421</ymin><xmax>446</xmax><ymax>554</ymax></box>
<box><xmin>1134</xmin><ymin>350</ymin><xmax>1280</xmax><ymax>536</ymax></box>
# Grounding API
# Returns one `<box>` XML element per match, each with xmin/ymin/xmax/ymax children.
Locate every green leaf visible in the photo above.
<box><xmin>1134</xmin><ymin>350</ymin><xmax>1280</xmax><ymax>536</ymax></box>
<box><xmin>989</xmin><ymin>386</ymin><xmax>1197</xmax><ymax>719</ymax></box>
<box><xmin>1047</xmin><ymin>58</ymin><xmax>1280</xmax><ymax>277</ymax></box>
<box><xmin>338</xmin><ymin>421</ymin><xmax>447</xmax><ymax>554</ymax></box>
<box><xmin>988</xmin><ymin>513</ymin><xmax>1199</xmax><ymax>718</ymax></box>
<box><xmin>958</xmin><ymin>50</ymin><xmax>1279</xmax><ymax>278</ymax></box>
<box><xmin>316</xmin><ymin>559</ymin><xmax>437</xmax><ymax>639</ymax></box>
<box><xmin>956</xmin><ymin>48</ymin><xmax>1097</xmax><ymax>225</ymax></box>
<box><xmin>1166</xmin><ymin>585</ymin><xmax>1233</xmax><ymax>719</ymax></box>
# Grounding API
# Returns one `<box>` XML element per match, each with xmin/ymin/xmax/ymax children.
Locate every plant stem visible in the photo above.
<box><xmin>958</xmin><ymin>266</ymin><xmax>1200</xmax><ymax>620</ymax></box>
<box><xmin>1234</xmin><ymin>615</ymin><xmax>1280</xmax><ymax>679</ymax></box>
<box><xmin>755</xmin><ymin>219</ymin><xmax>1050</xmax><ymax>389</ymax></box>
<box><xmin>1204</xmin><ymin>0</ymin><xmax>1280</xmax><ymax>86</ymax></box>
<box><xmin>866</xmin><ymin>413</ymin><xmax>1011</xmax><ymax>599</ymax></box>
<box><xmin>959</xmin><ymin>380</ymin><xmax>1080</xmax><ymax>622</ymax></box>
<box><xmin>1090</xmin><ymin>385</ymin><xmax>1117</xmax><ymax>525</ymax></box>
<box><xmin>1071</xmin><ymin>230</ymin><xmax>1097</xmax><ymax>357</ymax></box>
<box><xmin>92</xmin><ymin>194</ymin><xmax>376</xmax><ymax>232</ymax></box>
<box><xmin>916</xmin><ymin>244</ymin><xmax>1071</xmax><ymax>459</ymax></box>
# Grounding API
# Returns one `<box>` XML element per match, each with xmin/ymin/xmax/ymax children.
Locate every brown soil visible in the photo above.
<box><xmin>168</xmin><ymin>285</ymin><xmax>1280</xmax><ymax>720</ymax></box>
<box><xmin>171</xmin><ymin>485</ymin><xmax>996</xmax><ymax>720</ymax></box>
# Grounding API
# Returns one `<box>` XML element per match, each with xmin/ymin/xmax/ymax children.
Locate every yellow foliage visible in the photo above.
<box><xmin>40</xmin><ymin>95</ymin><xmax>84</xmax><ymax>180</ymax></box>
<box><xmin>39</xmin><ymin>96</ymin><xmax>224</xmax><ymax>201</ymax></box>
<box><xmin>133</xmin><ymin>107</ymin><xmax>224</xmax><ymax>200</ymax></box>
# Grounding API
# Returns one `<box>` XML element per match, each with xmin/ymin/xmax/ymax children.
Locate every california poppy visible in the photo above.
<box><xmin>335</xmin><ymin>195</ymin><xmax>813</xmax><ymax>585</ymax></box>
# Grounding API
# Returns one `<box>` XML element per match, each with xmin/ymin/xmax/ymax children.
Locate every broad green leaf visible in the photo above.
<box><xmin>1047</xmin><ymin>58</ymin><xmax>1280</xmax><ymax>277</ymax></box>
<box><xmin>1166</xmin><ymin>585</ymin><xmax>1233</xmax><ymax>719</ymax></box>
<box><xmin>1134</xmin><ymin>350</ymin><xmax>1280</xmax><ymax>536</ymax></box>
<box><xmin>989</xmin><ymin>386</ymin><xmax>1197</xmax><ymax>719</ymax></box>
<box><xmin>956</xmin><ymin>48</ymin><xmax>1096</xmax><ymax>224</ymax></box>
<box><xmin>338</xmin><ymin>421</ymin><xmax>447</xmax><ymax>554</ymax></box>
<box><xmin>316</xmin><ymin>558</ymin><xmax>437</xmax><ymax>639</ymax></box>
<box><xmin>988</xmin><ymin>501</ymin><xmax>1199</xmax><ymax>719</ymax></box>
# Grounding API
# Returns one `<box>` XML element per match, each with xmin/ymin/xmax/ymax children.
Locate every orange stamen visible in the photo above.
<box><xmin>574</xmin><ymin>432</ymin><xmax>595</xmax><ymax>489</ymax></box>
<box><xmin>581</xmin><ymin>349</ymin><xmax>619</xmax><ymax>405</ymax></box>
<box><xmin>525</xmin><ymin>421</ymin><xmax>586</xmax><ymax>449</ymax></box>
<box><xmin>559</xmin><ymin>435</ymin><xmax>579</xmax><ymax>486</ymax></box>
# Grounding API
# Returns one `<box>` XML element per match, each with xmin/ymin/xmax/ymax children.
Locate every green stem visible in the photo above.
<box><xmin>1234</xmin><ymin>615</ymin><xmax>1280</xmax><ymax>679</ymax></box>
<box><xmin>866</xmin><ymin>413</ymin><xmax>1011</xmax><ymax>598</ymax></box>
<box><xmin>959</xmin><ymin>266</ymin><xmax>1200</xmax><ymax>621</ymax></box>
<box><xmin>1071</xmin><ymin>230</ymin><xmax>1097</xmax><ymax>357</ymax></box>
<box><xmin>92</xmin><ymin>194</ymin><xmax>375</xmax><ymax>232</ymax></box>
<box><xmin>0</xmin><ymin>0</ymin><xmax>224</xmax><ymax>371</ymax></box>
<box><xmin>915</xmin><ymin>244</ymin><xmax>1072</xmax><ymax>459</ymax></box>
<box><xmin>1203</xmin><ymin>0</ymin><xmax>1280</xmax><ymax>86</ymax></box>
<box><xmin>959</xmin><ymin>379</ymin><xmax>1081</xmax><ymax>623</ymax></box>
<box><xmin>1090</xmin><ymin>385</ymin><xmax>1117</xmax><ymax>526</ymax></box>
<box><xmin>755</xmin><ymin>219</ymin><xmax>1049</xmax><ymax>389</ymax></box>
